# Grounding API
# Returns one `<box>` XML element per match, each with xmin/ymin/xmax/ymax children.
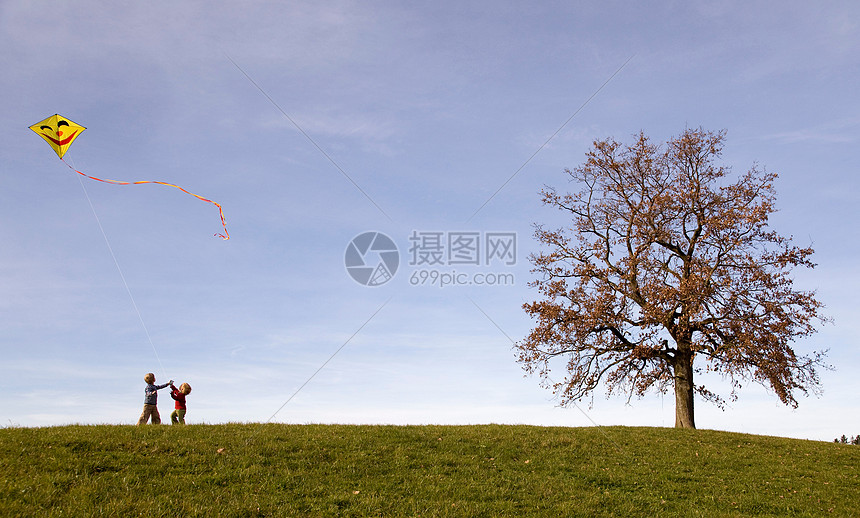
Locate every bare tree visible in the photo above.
<box><xmin>518</xmin><ymin>128</ymin><xmax>828</xmax><ymax>428</ymax></box>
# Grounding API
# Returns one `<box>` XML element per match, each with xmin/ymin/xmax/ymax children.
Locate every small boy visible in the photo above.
<box><xmin>169</xmin><ymin>382</ymin><xmax>192</xmax><ymax>425</ymax></box>
<box><xmin>137</xmin><ymin>373</ymin><xmax>172</xmax><ymax>425</ymax></box>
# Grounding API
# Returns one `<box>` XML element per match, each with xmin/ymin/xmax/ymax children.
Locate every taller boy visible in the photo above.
<box><xmin>137</xmin><ymin>372</ymin><xmax>172</xmax><ymax>425</ymax></box>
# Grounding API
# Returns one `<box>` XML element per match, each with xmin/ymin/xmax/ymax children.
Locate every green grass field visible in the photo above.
<box><xmin>1</xmin><ymin>424</ymin><xmax>857</xmax><ymax>516</ymax></box>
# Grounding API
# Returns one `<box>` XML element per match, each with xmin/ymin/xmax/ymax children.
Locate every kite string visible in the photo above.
<box><xmin>59</xmin><ymin>158</ymin><xmax>229</xmax><ymax>240</ymax></box>
<box><xmin>72</xmin><ymin>165</ymin><xmax>169</xmax><ymax>381</ymax></box>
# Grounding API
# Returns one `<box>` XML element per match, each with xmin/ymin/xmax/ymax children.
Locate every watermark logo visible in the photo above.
<box><xmin>408</xmin><ymin>231</ymin><xmax>516</xmax><ymax>267</ymax></box>
<box><xmin>344</xmin><ymin>231</ymin><xmax>400</xmax><ymax>286</ymax></box>
<box><xmin>405</xmin><ymin>230</ymin><xmax>517</xmax><ymax>287</ymax></box>
<box><xmin>346</xmin><ymin>230</ymin><xmax>517</xmax><ymax>288</ymax></box>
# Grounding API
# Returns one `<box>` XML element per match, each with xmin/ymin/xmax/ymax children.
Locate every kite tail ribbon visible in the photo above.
<box><xmin>60</xmin><ymin>158</ymin><xmax>230</xmax><ymax>240</ymax></box>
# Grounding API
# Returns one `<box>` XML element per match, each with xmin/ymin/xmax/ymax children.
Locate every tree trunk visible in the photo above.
<box><xmin>673</xmin><ymin>351</ymin><xmax>696</xmax><ymax>428</ymax></box>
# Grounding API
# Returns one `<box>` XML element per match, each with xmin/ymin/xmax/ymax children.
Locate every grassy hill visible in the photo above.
<box><xmin>1</xmin><ymin>424</ymin><xmax>857</xmax><ymax>516</ymax></box>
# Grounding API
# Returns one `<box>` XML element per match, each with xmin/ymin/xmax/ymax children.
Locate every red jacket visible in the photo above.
<box><xmin>170</xmin><ymin>387</ymin><xmax>187</xmax><ymax>410</ymax></box>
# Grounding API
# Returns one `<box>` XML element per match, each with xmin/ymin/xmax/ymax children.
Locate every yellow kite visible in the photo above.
<box><xmin>29</xmin><ymin>114</ymin><xmax>86</xmax><ymax>159</ymax></box>
<box><xmin>29</xmin><ymin>113</ymin><xmax>229</xmax><ymax>239</ymax></box>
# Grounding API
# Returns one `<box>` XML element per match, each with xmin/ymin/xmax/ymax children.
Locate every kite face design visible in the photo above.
<box><xmin>28</xmin><ymin>113</ymin><xmax>229</xmax><ymax>239</ymax></box>
<box><xmin>29</xmin><ymin>114</ymin><xmax>86</xmax><ymax>159</ymax></box>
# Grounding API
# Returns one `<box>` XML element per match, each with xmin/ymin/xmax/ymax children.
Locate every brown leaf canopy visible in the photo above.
<box><xmin>519</xmin><ymin>128</ymin><xmax>828</xmax><ymax>408</ymax></box>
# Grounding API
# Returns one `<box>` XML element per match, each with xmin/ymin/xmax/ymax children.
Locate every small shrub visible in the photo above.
<box><xmin>834</xmin><ymin>434</ymin><xmax>859</xmax><ymax>445</ymax></box>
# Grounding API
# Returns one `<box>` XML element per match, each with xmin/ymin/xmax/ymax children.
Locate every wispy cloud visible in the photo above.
<box><xmin>761</xmin><ymin>119</ymin><xmax>860</xmax><ymax>144</ymax></box>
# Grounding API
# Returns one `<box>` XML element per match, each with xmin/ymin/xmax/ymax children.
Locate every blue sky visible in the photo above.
<box><xmin>1</xmin><ymin>1</ymin><xmax>858</xmax><ymax>440</ymax></box>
